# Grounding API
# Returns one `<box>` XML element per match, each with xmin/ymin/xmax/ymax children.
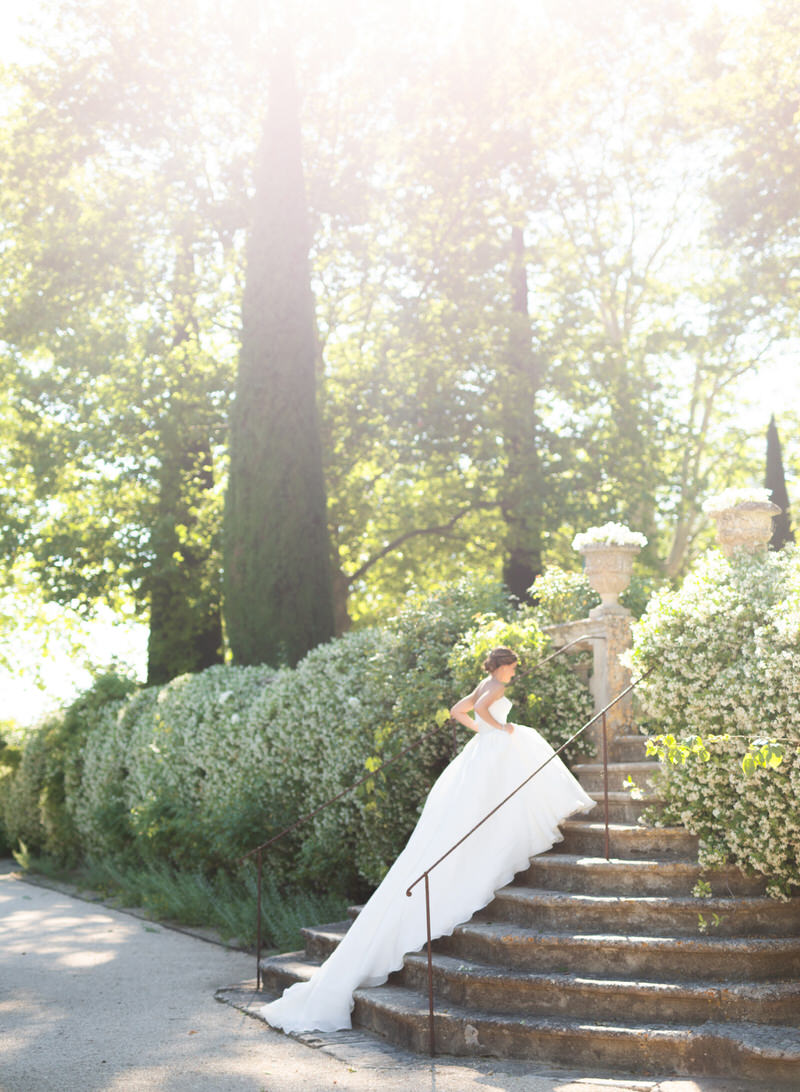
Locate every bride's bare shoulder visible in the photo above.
<box><xmin>473</xmin><ymin>676</ymin><xmax>504</xmax><ymax>705</ymax></box>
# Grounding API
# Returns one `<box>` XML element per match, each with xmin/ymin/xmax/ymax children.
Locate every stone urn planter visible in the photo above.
<box><xmin>573</xmin><ymin>523</ymin><xmax>647</xmax><ymax>616</ymax></box>
<box><xmin>579</xmin><ymin>543</ymin><xmax>641</xmax><ymax>614</ymax></box>
<box><xmin>709</xmin><ymin>501</ymin><xmax>781</xmax><ymax>557</ymax></box>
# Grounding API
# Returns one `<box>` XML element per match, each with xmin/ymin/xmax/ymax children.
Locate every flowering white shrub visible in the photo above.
<box><xmin>631</xmin><ymin>547</ymin><xmax>800</xmax><ymax>897</ymax></box>
<box><xmin>70</xmin><ymin>665</ymin><xmax>274</xmax><ymax>867</ymax></box>
<box><xmin>572</xmin><ymin>523</ymin><xmax>648</xmax><ymax>550</ymax></box>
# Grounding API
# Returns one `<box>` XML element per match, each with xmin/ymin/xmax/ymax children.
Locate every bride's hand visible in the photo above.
<box><xmin>503</xmin><ymin>723</ymin><xmax>514</xmax><ymax>735</ymax></box>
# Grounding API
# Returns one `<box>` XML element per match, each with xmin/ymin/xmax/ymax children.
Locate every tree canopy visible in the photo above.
<box><xmin>0</xmin><ymin>0</ymin><xmax>797</xmax><ymax>676</ymax></box>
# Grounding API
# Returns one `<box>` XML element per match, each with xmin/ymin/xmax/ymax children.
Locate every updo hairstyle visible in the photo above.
<box><xmin>482</xmin><ymin>646</ymin><xmax>519</xmax><ymax>673</ymax></box>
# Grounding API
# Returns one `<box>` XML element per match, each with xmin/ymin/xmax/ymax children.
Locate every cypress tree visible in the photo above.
<box><xmin>765</xmin><ymin>414</ymin><xmax>795</xmax><ymax>550</ymax></box>
<box><xmin>223</xmin><ymin>48</ymin><xmax>335</xmax><ymax>666</ymax></box>
<box><xmin>501</xmin><ymin>225</ymin><xmax>544</xmax><ymax>602</ymax></box>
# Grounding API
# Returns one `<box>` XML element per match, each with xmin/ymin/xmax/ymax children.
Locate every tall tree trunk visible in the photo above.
<box><xmin>766</xmin><ymin>414</ymin><xmax>795</xmax><ymax>549</ymax></box>
<box><xmin>223</xmin><ymin>47</ymin><xmax>335</xmax><ymax>667</ymax></box>
<box><xmin>501</xmin><ymin>225</ymin><xmax>543</xmax><ymax>602</ymax></box>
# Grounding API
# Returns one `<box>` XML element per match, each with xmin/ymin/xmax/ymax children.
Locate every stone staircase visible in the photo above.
<box><xmin>258</xmin><ymin>733</ymin><xmax>800</xmax><ymax>1083</ymax></box>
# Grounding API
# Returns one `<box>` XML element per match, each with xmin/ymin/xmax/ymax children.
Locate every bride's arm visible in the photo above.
<box><xmin>450</xmin><ymin>680</ymin><xmax>512</xmax><ymax>734</ymax></box>
<box><xmin>474</xmin><ymin>684</ymin><xmax>514</xmax><ymax>734</ymax></box>
<box><xmin>449</xmin><ymin>685</ymin><xmax>481</xmax><ymax>732</ymax></box>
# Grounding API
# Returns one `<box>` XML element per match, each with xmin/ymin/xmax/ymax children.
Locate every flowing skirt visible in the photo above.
<box><xmin>260</xmin><ymin>723</ymin><xmax>594</xmax><ymax>1033</ymax></box>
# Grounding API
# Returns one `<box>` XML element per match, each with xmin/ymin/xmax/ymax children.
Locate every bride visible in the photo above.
<box><xmin>260</xmin><ymin>646</ymin><xmax>594</xmax><ymax>1034</ymax></box>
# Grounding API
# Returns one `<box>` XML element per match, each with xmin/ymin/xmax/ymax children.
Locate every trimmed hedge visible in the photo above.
<box><xmin>0</xmin><ymin>578</ymin><xmax>593</xmax><ymax>899</ymax></box>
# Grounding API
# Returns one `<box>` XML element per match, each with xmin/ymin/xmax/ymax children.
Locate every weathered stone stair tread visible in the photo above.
<box><xmin>259</xmin><ymin>949</ymin><xmax>317</xmax><ymax>983</ymax></box>
<box><xmin>260</xmin><ymin>947</ymin><xmax>800</xmax><ymax>1029</ymax></box>
<box><xmin>560</xmin><ymin>819</ymin><xmax>680</xmax><ymax>831</ymax></box>
<box><xmin>493</xmin><ymin>886</ymin><xmax>780</xmax><ymax>911</ymax></box>
<box><xmin>572</xmin><ymin>761</ymin><xmax>660</xmax><ymax>792</ymax></box>
<box><xmin>398</xmin><ymin>950</ymin><xmax>800</xmax><ymax>1025</ymax></box>
<box><xmin>483</xmin><ymin>885</ymin><xmax>800</xmax><ymax>936</ymax></box>
<box><xmin>572</xmin><ymin>760</ymin><xmax>659</xmax><ymax>774</ymax></box>
<box><xmin>437</xmin><ymin>920</ymin><xmax>800</xmax><ymax>980</ymax></box>
<box><xmin>350</xmin><ymin>982</ymin><xmax>800</xmax><ymax>1081</ymax></box>
<box><xmin>257</xmin><ymin>962</ymin><xmax>800</xmax><ymax>1077</ymax></box>
<box><xmin>588</xmin><ymin>790</ymin><xmax>657</xmax><ymax>802</ymax></box>
<box><xmin>558</xmin><ymin>820</ymin><xmax>698</xmax><ymax>857</ymax></box>
<box><xmin>448</xmin><ymin>919</ymin><xmax>800</xmax><ymax>958</ymax></box>
<box><xmin>585</xmin><ymin>790</ymin><xmax>657</xmax><ymax>821</ymax></box>
<box><xmin>524</xmin><ymin>854</ymin><xmax>767</xmax><ymax>895</ymax></box>
<box><xmin>302</xmin><ymin>912</ymin><xmax>800</xmax><ymax>967</ymax></box>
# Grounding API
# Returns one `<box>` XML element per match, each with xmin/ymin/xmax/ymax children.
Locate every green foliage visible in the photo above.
<box><xmin>0</xmin><ymin>3</ymin><xmax>236</xmax><ymax>681</ymax></box>
<box><xmin>1</xmin><ymin>722</ymin><xmax>53</xmax><ymax>855</ymax></box>
<box><xmin>531</xmin><ymin>565</ymin><xmax>658</xmax><ymax>624</ymax></box>
<box><xmin>0</xmin><ymin>670</ymin><xmax>138</xmax><ymax>862</ymax></box>
<box><xmin>632</xmin><ymin>547</ymin><xmax>800</xmax><ymax>896</ymax></box>
<box><xmin>0</xmin><ymin>735</ymin><xmax>22</xmax><ymax>855</ymax></box>
<box><xmin>530</xmin><ymin>568</ymin><xmax>600</xmax><ymax>624</ymax></box>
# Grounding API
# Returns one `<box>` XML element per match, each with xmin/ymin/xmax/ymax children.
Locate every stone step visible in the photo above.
<box><xmin>435</xmin><ymin>920</ymin><xmax>800</xmax><ymax>981</ymax></box>
<box><xmin>300</xmin><ymin>920</ymin><xmax>349</xmax><ymax>962</ymax></box>
<box><xmin>258</xmin><ymin>948</ymin><xmax>800</xmax><ymax>1030</ymax></box>
<box><xmin>558</xmin><ymin>820</ymin><xmax>698</xmax><ymax>860</ymax></box>
<box><xmin>479</xmin><ymin>886</ymin><xmax>800</xmax><ymax>938</ymax></box>
<box><xmin>587</xmin><ymin>790</ymin><xmax>657</xmax><ymax>823</ymax></box>
<box><xmin>259</xmin><ymin>950</ymin><xmax>313</xmax><ymax>995</ymax></box>
<box><xmin>572</xmin><ymin>760</ymin><xmax>660</xmax><ymax>794</ymax></box>
<box><xmin>608</xmin><ymin>734</ymin><xmax>651</xmax><ymax>763</ymax></box>
<box><xmin>397</xmin><ymin>950</ymin><xmax>800</xmax><ymax>1028</ymax></box>
<box><xmin>351</xmin><ymin>984</ymin><xmax>800</xmax><ymax>1084</ymax></box>
<box><xmin>297</xmin><ymin>917</ymin><xmax>800</xmax><ymax>983</ymax></box>
<box><xmin>520</xmin><ymin>854</ymin><xmax>767</xmax><ymax>896</ymax></box>
<box><xmin>257</xmin><ymin>962</ymin><xmax>800</xmax><ymax>1083</ymax></box>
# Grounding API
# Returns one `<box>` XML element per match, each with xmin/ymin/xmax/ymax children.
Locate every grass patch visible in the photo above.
<box><xmin>13</xmin><ymin>850</ymin><xmax>350</xmax><ymax>952</ymax></box>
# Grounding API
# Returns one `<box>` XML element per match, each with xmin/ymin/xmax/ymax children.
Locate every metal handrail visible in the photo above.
<box><xmin>404</xmin><ymin>669</ymin><xmax>654</xmax><ymax>1056</ymax></box>
<box><xmin>243</xmin><ymin>635</ymin><xmax>600</xmax><ymax>988</ymax></box>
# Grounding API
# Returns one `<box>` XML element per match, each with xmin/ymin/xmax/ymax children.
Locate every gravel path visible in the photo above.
<box><xmin>0</xmin><ymin>861</ymin><xmax>757</xmax><ymax>1092</ymax></box>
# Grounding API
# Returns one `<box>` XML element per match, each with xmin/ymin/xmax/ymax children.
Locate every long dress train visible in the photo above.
<box><xmin>260</xmin><ymin>697</ymin><xmax>594</xmax><ymax>1033</ymax></box>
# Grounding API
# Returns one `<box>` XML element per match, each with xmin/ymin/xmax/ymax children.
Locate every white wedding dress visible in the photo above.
<box><xmin>260</xmin><ymin>697</ymin><xmax>594</xmax><ymax>1033</ymax></box>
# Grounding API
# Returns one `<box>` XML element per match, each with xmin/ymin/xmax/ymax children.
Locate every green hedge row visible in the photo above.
<box><xmin>0</xmin><ymin>577</ymin><xmax>593</xmax><ymax>900</ymax></box>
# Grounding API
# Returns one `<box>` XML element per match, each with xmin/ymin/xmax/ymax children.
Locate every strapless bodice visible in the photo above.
<box><xmin>475</xmin><ymin>696</ymin><xmax>512</xmax><ymax>733</ymax></box>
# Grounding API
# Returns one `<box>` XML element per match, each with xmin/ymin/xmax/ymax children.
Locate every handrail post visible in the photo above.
<box><xmin>602</xmin><ymin>710</ymin><xmax>610</xmax><ymax>861</ymax></box>
<box><xmin>256</xmin><ymin>849</ymin><xmax>263</xmax><ymax>991</ymax></box>
<box><xmin>424</xmin><ymin>872</ymin><xmax>436</xmax><ymax>1056</ymax></box>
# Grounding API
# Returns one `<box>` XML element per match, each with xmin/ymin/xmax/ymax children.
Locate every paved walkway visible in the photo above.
<box><xmin>0</xmin><ymin>861</ymin><xmax>758</xmax><ymax>1092</ymax></box>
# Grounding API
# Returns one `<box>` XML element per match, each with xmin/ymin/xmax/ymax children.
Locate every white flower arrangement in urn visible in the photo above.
<box><xmin>572</xmin><ymin>522</ymin><xmax>648</xmax><ymax>615</ymax></box>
